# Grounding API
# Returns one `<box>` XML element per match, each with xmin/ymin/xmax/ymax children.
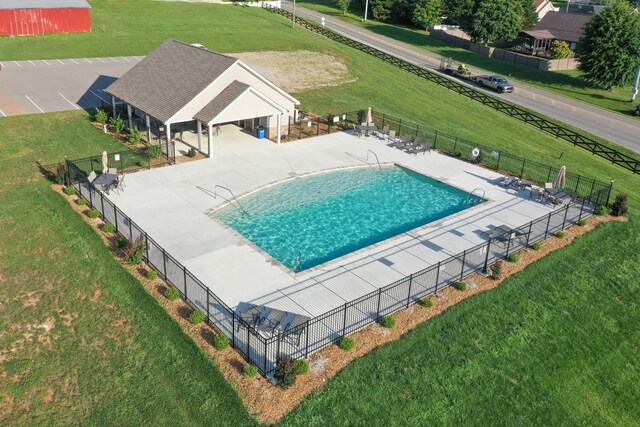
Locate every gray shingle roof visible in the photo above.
<box><xmin>193</xmin><ymin>81</ymin><xmax>250</xmax><ymax>124</ymax></box>
<box><xmin>106</xmin><ymin>39</ymin><xmax>238</xmax><ymax>123</ymax></box>
<box><xmin>0</xmin><ymin>0</ymin><xmax>91</xmax><ymax>9</ymax></box>
<box><xmin>533</xmin><ymin>12</ymin><xmax>592</xmax><ymax>43</ymax></box>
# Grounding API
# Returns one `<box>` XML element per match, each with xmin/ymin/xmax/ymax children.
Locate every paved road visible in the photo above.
<box><xmin>0</xmin><ymin>56</ymin><xmax>142</xmax><ymax>117</ymax></box>
<box><xmin>282</xmin><ymin>1</ymin><xmax>640</xmax><ymax>154</ymax></box>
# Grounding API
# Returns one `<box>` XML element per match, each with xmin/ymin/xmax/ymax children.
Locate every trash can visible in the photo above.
<box><xmin>256</xmin><ymin>126</ymin><xmax>265</xmax><ymax>139</ymax></box>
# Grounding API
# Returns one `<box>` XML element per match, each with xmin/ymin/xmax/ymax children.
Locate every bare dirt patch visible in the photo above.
<box><xmin>231</xmin><ymin>50</ymin><xmax>356</xmax><ymax>93</ymax></box>
<box><xmin>56</xmin><ymin>183</ymin><xmax>622</xmax><ymax>424</ymax></box>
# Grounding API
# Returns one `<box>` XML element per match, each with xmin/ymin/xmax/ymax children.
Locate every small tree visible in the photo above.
<box><xmin>412</xmin><ymin>0</ymin><xmax>443</xmax><ymax>30</ymax></box>
<box><xmin>577</xmin><ymin>0</ymin><xmax>640</xmax><ymax>90</ymax></box>
<box><xmin>95</xmin><ymin>108</ymin><xmax>109</xmax><ymax>125</ymax></box>
<box><xmin>109</xmin><ymin>115</ymin><xmax>125</xmax><ymax>135</ymax></box>
<box><xmin>128</xmin><ymin>127</ymin><xmax>142</xmax><ymax>145</ymax></box>
<box><xmin>519</xmin><ymin>0</ymin><xmax>538</xmax><ymax>30</ymax></box>
<box><xmin>549</xmin><ymin>40</ymin><xmax>572</xmax><ymax>59</ymax></box>
<box><xmin>334</xmin><ymin>0</ymin><xmax>349</xmax><ymax>15</ymax></box>
<box><xmin>467</xmin><ymin>0</ymin><xmax>523</xmax><ymax>44</ymax></box>
<box><xmin>274</xmin><ymin>357</ymin><xmax>297</xmax><ymax>389</ymax></box>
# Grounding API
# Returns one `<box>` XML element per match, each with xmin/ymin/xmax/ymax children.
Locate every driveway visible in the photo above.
<box><xmin>0</xmin><ymin>56</ymin><xmax>141</xmax><ymax>117</ymax></box>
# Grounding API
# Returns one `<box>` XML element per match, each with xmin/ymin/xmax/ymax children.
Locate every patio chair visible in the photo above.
<box><xmin>87</xmin><ymin>171</ymin><xmax>97</xmax><ymax>183</ymax></box>
<box><xmin>236</xmin><ymin>304</ymin><xmax>266</xmax><ymax>332</ymax></box>
<box><xmin>530</xmin><ymin>186</ymin><xmax>543</xmax><ymax>202</ymax></box>
<box><xmin>387</xmin><ymin>130</ymin><xmax>397</xmax><ymax>142</ymax></box>
<box><xmin>378</xmin><ymin>125</ymin><xmax>390</xmax><ymax>139</ymax></box>
<box><xmin>281</xmin><ymin>313</ymin><xmax>310</xmax><ymax>347</ymax></box>
<box><xmin>496</xmin><ymin>176</ymin><xmax>513</xmax><ymax>187</ymax></box>
<box><xmin>404</xmin><ymin>137</ymin><xmax>422</xmax><ymax>150</ymax></box>
<box><xmin>483</xmin><ymin>225</ymin><xmax>526</xmax><ymax>246</ymax></box>
<box><xmin>544</xmin><ymin>182</ymin><xmax>553</xmax><ymax>190</ymax></box>
<box><xmin>108</xmin><ymin>167</ymin><xmax>117</xmax><ymax>175</ymax></box>
<box><xmin>113</xmin><ymin>174</ymin><xmax>126</xmax><ymax>195</ymax></box>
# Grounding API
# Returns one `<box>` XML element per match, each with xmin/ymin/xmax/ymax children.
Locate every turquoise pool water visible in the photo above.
<box><xmin>214</xmin><ymin>166</ymin><xmax>483</xmax><ymax>271</ymax></box>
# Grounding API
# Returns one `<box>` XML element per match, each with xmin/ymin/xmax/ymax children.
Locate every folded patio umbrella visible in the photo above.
<box><xmin>102</xmin><ymin>151</ymin><xmax>108</xmax><ymax>174</ymax></box>
<box><xmin>553</xmin><ymin>165</ymin><xmax>566</xmax><ymax>189</ymax></box>
<box><xmin>366</xmin><ymin>107</ymin><xmax>372</xmax><ymax>125</ymax></box>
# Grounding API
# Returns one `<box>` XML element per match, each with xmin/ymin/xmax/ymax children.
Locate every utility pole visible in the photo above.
<box><xmin>364</xmin><ymin>0</ymin><xmax>369</xmax><ymax>21</ymax></box>
<box><xmin>292</xmin><ymin>0</ymin><xmax>296</xmax><ymax>28</ymax></box>
<box><xmin>632</xmin><ymin>64</ymin><xmax>640</xmax><ymax>103</ymax></box>
<box><xmin>565</xmin><ymin>0</ymin><xmax>571</xmax><ymax>13</ymax></box>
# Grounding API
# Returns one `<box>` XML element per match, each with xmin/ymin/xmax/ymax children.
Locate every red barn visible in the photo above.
<box><xmin>0</xmin><ymin>0</ymin><xmax>91</xmax><ymax>37</ymax></box>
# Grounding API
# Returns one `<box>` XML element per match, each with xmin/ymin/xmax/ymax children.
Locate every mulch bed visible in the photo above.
<box><xmin>57</xmin><ymin>184</ymin><xmax>624</xmax><ymax>424</ymax></box>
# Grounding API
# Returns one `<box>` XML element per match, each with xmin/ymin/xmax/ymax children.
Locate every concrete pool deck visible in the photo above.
<box><xmin>106</xmin><ymin>131</ymin><xmax>559</xmax><ymax>317</ymax></box>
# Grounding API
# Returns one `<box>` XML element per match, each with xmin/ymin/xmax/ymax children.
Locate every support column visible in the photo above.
<box><xmin>207</xmin><ymin>124</ymin><xmax>213</xmax><ymax>158</ymax></box>
<box><xmin>126</xmin><ymin>104</ymin><xmax>133</xmax><ymax>130</ymax></box>
<box><xmin>196</xmin><ymin>121</ymin><xmax>202</xmax><ymax>152</ymax></box>
<box><xmin>276</xmin><ymin>114</ymin><xmax>282</xmax><ymax>145</ymax></box>
<box><xmin>166</xmin><ymin>123</ymin><xmax>171</xmax><ymax>146</ymax></box>
<box><xmin>145</xmin><ymin>114</ymin><xmax>151</xmax><ymax>142</ymax></box>
<box><xmin>111</xmin><ymin>95</ymin><xmax>116</xmax><ymax>119</ymax></box>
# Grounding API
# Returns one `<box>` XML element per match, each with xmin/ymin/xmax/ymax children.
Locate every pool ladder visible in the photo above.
<box><xmin>212</xmin><ymin>185</ymin><xmax>250</xmax><ymax>217</ymax></box>
<box><xmin>293</xmin><ymin>251</ymin><xmax>303</xmax><ymax>273</ymax></box>
<box><xmin>364</xmin><ymin>150</ymin><xmax>383</xmax><ymax>172</ymax></box>
<box><xmin>466</xmin><ymin>188</ymin><xmax>485</xmax><ymax>204</ymax></box>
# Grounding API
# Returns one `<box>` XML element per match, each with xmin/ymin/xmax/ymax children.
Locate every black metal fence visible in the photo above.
<box><xmin>65</xmin><ymin>147</ymin><xmax>606</xmax><ymax>376</ymax></box>
<box><xmin>263</xmin><ymin>3</ymin><xmax>640</xmax><ymax>175</ymax></box>
<box><xmin>283</xmin><ymin>111</ymin><xmax>353</xmax><ymax>141</ymax></box>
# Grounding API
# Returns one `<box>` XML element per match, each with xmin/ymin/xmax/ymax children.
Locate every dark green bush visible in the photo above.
<box><xmin>76</xmin><ymin>197</ymin><xmax>87</xmax><ymax>206</ymax></box>
<box><xmin>146</xmin><ymin>143</ymin><xmax>163</xmax><ymax>159</ymax></box>
<box><xmin>54</xmin><ymin>162</ymin><xmax>66</xmax><ymax>184</ymax></box>
<box><xmin>65</xmin><ymin>186</ymin><xmax>76</xmax><ymax>195</ymax></box>
<box><xmin>418</xmin><ymin>298</ymin><xmax>433</xmax><ymax>308</ymax></box>
<box><xmin>214</xmin><ymin>334</ymin><xmax>230</xmax><ymax>350</ymax></box>
<box><xmin>456</xmin><ymin>281</ymin><xmax>468</xmax><ymax>291</ymax></box>
<box><xmin>243</xmin><ymin>364</ymin><xmax>258</xmax><ymax>378</ymax></box>
<box><xmin>102</xmin><ymin>223</ymin><xmax>115</xmax><ymax>233</ymax></box>
<box><xmin>595</xmin><ymin>205</ymin><xmax>608</xmax><ymax>216</ymax></box>
<box><xmin>611</xmin><ymin>194</ymin><xmax>628</xmax><ymax>217</ymax></box>
<box><xmin>454</xmin><ymin>150</ymin><xmax>463</xmax><ymax>157</ymax></box>
<box><xmin>146</xmin><ymin>269</ymin><xmax>158</xmax><ymax>280</ymax></box>
<box><xmin>555</xmin><ymin>231</ymin><xmax>566</xmax><ymax>239</ymax></box>
<box><xmin>109</xmin><ymin>115</ymin><xmax>125</xmax><ymax>134</ymax></box>
<box><xmin>294</xmin><ymin>359</ymin><xmax>309</xmax><ymax>375</ymax></box>
<box><xmin>379</xmin><ymin>315</ymin><xmax>396</xmax><ymax>329</ymax></box>
<box><xmin>124</xmin><ymin>236</ymin><xmax>145</xmax><ymax>264</ymax></box>
<box><xmin>138</xmin><ymin>160</ymin><xmax>149</xmax><ymax>168</ymax></box>
<box><xmin>339</xmin><ymin>337</ymin><xmax>355</xmax><ymax>351</ymax></box>
<box><xmin>187</xmin><ymin>147</ymin><xmax>197</xmax><ymax>158</ymax></box>
<box><xmin>128</xmin><ymin>127</ymin><xmax>142</xmax><ymax>144</ymax></box>
<box><xmin>576</xmin><ymin>219</ymin><xmax>587</xmax><ymax>226</ymax></box>
<box><xmin>88</xmin><ymin>209</ymin><xmax>100</xmax><ymax>219</ymax></box>
<box><xmin>189</xmin><ymin>309</ymin><xmax>205</xmax><ymax>325</ymax></box>
<box><xmin>274</xmin><ymin>357</ymin><xmax>297</xmax><ymax>389</ymax></box>
<box><xmin>489</xmin><ymin>261</ymin><xmax>503</xmax><ymax>280</ymax></box>
<box><xmin>507</xmin><ymin>253</ymin><xmax>520</xmax><ymax>263</ymax></box>
<box><xmin>164</xmin><ymin>287</ymin><xmax>180</xmax><ymax>301</ymax></box>
<box><xmin>531</xmin><ymin>242</ymin><xmax>542</xmax><ymax>250</ymax></box>
<box><xmin>116</xmin><ymin>235</ymin><xmax>128</xmax><ymax>248</ymax></box>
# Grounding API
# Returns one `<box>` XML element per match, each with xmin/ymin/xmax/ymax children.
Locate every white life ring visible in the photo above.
<box><xmin>471</xmin><ymin>148</ymin><xmax>480</xmax><ymax>157</ymax></box>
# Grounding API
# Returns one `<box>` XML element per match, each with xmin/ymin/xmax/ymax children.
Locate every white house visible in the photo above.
<box><xmin>534</xmin><ymin>0</ymin><xmax>558</xmax><ymax>20</ymax></box>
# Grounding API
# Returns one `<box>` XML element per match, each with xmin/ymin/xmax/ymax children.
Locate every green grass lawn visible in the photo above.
<box><xmin>297</xmin><ymin>0</ymin><xmax>640</xmax><ymax>118</ymax></box>
<box><xmin>1</xmin><ymin>2</ymin><xmax>639</xmax><ymax>425</ymax></box>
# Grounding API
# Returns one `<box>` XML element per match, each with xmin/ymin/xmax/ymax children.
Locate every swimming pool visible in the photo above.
<box><xmin>213</xmin><ymin>166</ymin><xmax>483</xmax><ymax>271</ymax></box>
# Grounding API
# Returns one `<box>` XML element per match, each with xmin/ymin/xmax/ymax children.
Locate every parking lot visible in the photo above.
<box><xmin>0</xmin><ymin>56</ymin><xmax>141</xmax><ymax>117</ymax></box>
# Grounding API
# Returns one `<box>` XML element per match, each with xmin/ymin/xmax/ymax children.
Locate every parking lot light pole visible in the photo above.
<box><xmin>364</xmin><ymin>0</ymin><xmax>369</xmax><ymax>21</ymax></box>
<box><xmin>631</xmin><ymin>64</ymin><xmax>640</xmax><ymax>102</ymax></box>
<box><xmin>292</xmin><ymin>0</ymin><xmax>296</xmax><ymax>28</ymax></box>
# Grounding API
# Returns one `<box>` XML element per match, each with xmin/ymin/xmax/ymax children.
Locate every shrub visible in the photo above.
<box><xmin>116</xmin><ymin>235</ymin><xmax>128</xmax><ymax>248</ymax></box>
<box><xmin>554</xmin><ymin>231</ymin><xmax>566</xmax><ymax>239</ymax></box>
<box><xmin>214</xmin><ymin>334</ymin><xmax>230</xmax><ymax>350</ymax></box>
<box><xmin>611</xmin><ymin>194</ymin><xmax>628</xmax><ymax>217</ymax></box>
<box><xmin>102</xmin><ymin>223</ymin><xmax>115</xmax><ymax>233</ymax></box>
<box><xmin>294</xmin><ymin>359</ymin><xmax>309</xmax><ymax>375</ymax></box>
<box><xmin>549</xmin><ymin>40</ymin><xmax>572</xmax><ymax>59</ymax></box>
<box><xmin>164</xmin><ymin>287</ymin><xmax>180</xmax><ymax>301</ymax></box>
<box><xmin>124</xmin><ymin>236</ymin><xmax>145</xmax><ymax>264</ymax></box>
<box><xmin>146</xmin><ymin>269</ymin><xmax>158</xmax><ymax>280</ymax></box>
<box><xmin>76</xmin><ymin>197</ymin><xmax>87</xmax><ymax>206</ymax></box>
<box><xmin>109</xmin><ymin>115</ymin><xmax>125</xmax><ymax>134</ymax></box>
<box><xmin>189</xmin><ymin>309</ymin><xmax>205</xmax><ymax>325</ymax></box>
<box><xmin>274</xmin><ymin>357</ymin><xmax>297</xmax><ymax>389</ymax></box>
<box><xmin>339</xmin><ymin>337</ymin><xmax>355</xmax><ymax>351</ymax></box>
<box><xmin>418</xmin><ymin>298</ymin><xmax>433</xmax><ymax>308</ymax></box>
<box><xmin>489</xmin><ymin>261</ymin><xmax>503</xmax><ymax>280</ymax></box>
<box><xmin>379</xmin><ymin>315</ymin><xmax>396</xmax><ymax>329</ymax></box>
<box><xmin>88</xmin><ymin>209</ymin><xmax>100</xmax><ymax>219</ymax></box>
<box><xmin>507</xmin><ymin>253</ymin><xmax>520</xmax><ymax>263</ymax></box>
<box><xmin>65</xmin><ymin>186</ymin><xmax>76</xmax><ymax>196</ymax></box>
<box><xmin>95</xmin><ymin>108</ymin><xmax>109</xmax><ymax>124</ymax></box>
<box><xmin>128</xmin><ymin>127</ymin><xmax>142</xmax><ymax>145</ymax></box>
<box><xmin>138</xmin><ymin>160</ymin><xmax>149</xmax><ymax>168</ymax></box>
<box><xmin>146</xmin><ymin>143</ymin><xmax>163</xmax><ymax>159</ymax></box>
<box><xmin>454</xmin><ymin>150</ymin><xmax>463</xmax><ymax>157</ymax></box>
<box><xmin>576</xmin><ymin>219</ymin><xmax>587</xmax><ymax>226</ymax></box>
<box><xmin>595</xmin><ymin>205</ymin><xmax>608</xmax><ymax>216</ymax></box>
<box><xmin>531</xmin><ymin>242</ymin><xmax>541</xmax><ymax>250</ymax></box>
<box><xmin>187</xmin><ymin>147</ymin><xmax>197</xmax><ymax>158</ymax></box>
<box><xmin>455</xmin><ymin>281</ymin><xmax>467</xmax><ymax>291</ymax></box>
<box><xmin>243</xmin><ymin>364</ymin><xmax>258</xmax><ymax>378</ymax></box>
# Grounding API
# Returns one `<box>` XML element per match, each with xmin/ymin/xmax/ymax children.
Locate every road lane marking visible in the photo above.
<box><xmin>89</xmin><ymin>89</ymin><xmax>109</xmax><ymax>102</ymax></box>
<box><xmin>57</xmin><ymin>59</ymin><xmax>64</xmax><ymax>65</ymax></box>
<box><xmin>70</xmin><ymin>58</ymin><xmax>79</xmax><ymax>64</ymax></box>
<box><xmin>109</xmin><ymin>57</ymin><xmax>118</xmax><ymax>62</ymax></box>
<box><xmin>0</xmin><ymin>108</ymin><xmax>6</xmax><ymax>117</ymax></box>
<box><xmin>13</xmin><ymin>61</ymin><xmax>21</xmax><ymax>67</ymax></box>
<box><xmin>28</xmin><ymin>60</ymin><xmax>36</xmax><ymax>66</ymax></box>
<box><xmin>121</xmin><ymin>56</ymin><xmax>131</xmax><ymax>62</ymax></box>
<box><xmin>58</xmin><ymin>92</ymin><xmax>80</xmax><ymax>110</ymax></box>
<box><xmin>42</xmin><ymin>60</ymin><xmax>50</xmax><ymax>65</ymax></box>
<box><xmin>25</xmin><ymin>95</ymin><xmax>44</xmax><ymax>113</ymax></box>
<box><xmin>96</xmin><ymin>57</ymin><xmax>106</xmax><ymax>63</ymax></box>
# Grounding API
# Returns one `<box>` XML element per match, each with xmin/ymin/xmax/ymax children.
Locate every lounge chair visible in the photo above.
<box><xmin>387</xmin><ymin>130</ymin><xmax>397</xmax><ymax>142</ymax></box>
<box><xmin>236</xmin><ymin>304</ymin><xmax>265</xmax><ymax>331</ymax></box>
<box><xmin>404</xmin><ymin>137</ymin><xmax>423</xmax><ymax>150</ymax></box>
<box><xmin>406</xmin><ymin>142</ymin><xmax>432</xmax><ymax>155</ymax></box>
<box><xmin>391</xmin><ymin>134</ymin><xmax>412</xmax><ymax>148</ymax></box>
